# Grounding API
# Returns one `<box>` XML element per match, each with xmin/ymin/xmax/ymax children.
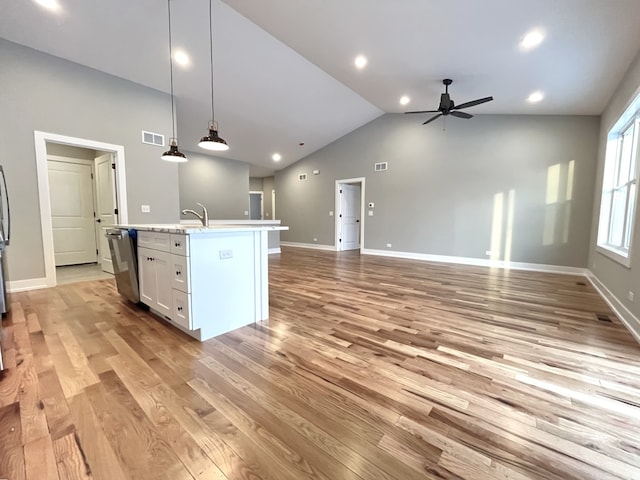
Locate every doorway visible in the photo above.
<box><xmin>335</xmin><ymin>177</ymin><xmax>366</xmax><ymax>252</ymax></box>
<box><xmin>35</xmin><ymin>131</ymin><xmax>128</xmax><ymax>288</ymax></box>
<box><xmin>249</xmin><ymin>191</ymin><xmax>264</xmax><ymax>220</ymax></box>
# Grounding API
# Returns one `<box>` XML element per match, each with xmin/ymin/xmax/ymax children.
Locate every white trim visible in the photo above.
<box><xmin>586</xmin><ymin>271</ymin><xmax>640</xmax><ymax>345</ymax></box>
<box><xmin>335</xmin><ymin>177</ymin><xmax>366</xmax><ymax>252</ymax></box>
<box><xmin>596</xmin><ymin>245</ymin><xmax>632</xmax><ymax>268</ymax></box>
<box><xmin>361</xmin><ymin>248</ymin><xmax>588</xmax><ymax>276</ymax></box>
<box><xmin>272</xmin><ymin>189</ymin><xmax>276</xmax><ymax>220</ymax></box>
<box><xmin>268</xmin><ymin>247</ymin><xmax>281</xmax><ymax>254</ymax></box>
<box><xmin>34</xmin><ymin>131</ymin><xmax>128</xmax><ymax>288</ymax></box>
<box><xmin>7</xmin><ymin>278</ymin><xmax>49</xmax><ymax>292</ymax></box>
<box><xmin>280</xmin><ymin>241</ymin><xmax>336</xmax><ymax>251</ymax></box>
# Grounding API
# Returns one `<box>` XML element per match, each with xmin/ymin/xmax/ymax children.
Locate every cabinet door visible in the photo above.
<box><xmin>172</xmin><ymin>290</ymin><xmax>192</xmax><ymax>330</ymax></box>
<box><xmin>171</xmin><ymin>254</ymin><xmax>190</xmax><ymax>293</ymax></box>
<box><xmin>153</xmin><ymin>250</ymin><xmax>173</xmax><ymax>318</ymax></box>
<box><xmin>138</xmin><ymin>247</ymin><xmax>157</xmax><ymax>307</ymax></box>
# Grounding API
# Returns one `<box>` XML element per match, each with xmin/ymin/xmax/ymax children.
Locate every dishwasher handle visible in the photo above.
<box><xmin>106</xmin><ymin>229</ymin><xmax>125</xmax><ymax>239</ymax></box>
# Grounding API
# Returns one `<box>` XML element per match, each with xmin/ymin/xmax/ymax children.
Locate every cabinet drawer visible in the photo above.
<box><xmin>137</xmin><ymin>231</ymin><xmax>170</xmax><ymax>252</ymax></box>
<box><xmin>171</xmin><ymin>254</ymin><xmax>190</xmax><ymax>293</ymax></box>
<box><xmin>170</xmin><ymin>234</ymin><xmax>190</xmax><ymax>256</ymax></box>
<box><xmin>172</xmin><ymin>290</ymin><xmax>192</xmax><ymax>330</ymax></box>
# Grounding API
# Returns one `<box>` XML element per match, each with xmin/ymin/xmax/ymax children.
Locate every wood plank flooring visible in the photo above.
<box><xmin>1</xmin><ymin>247</ymin><xmax>640</xmax><ymax>479</ymax></box>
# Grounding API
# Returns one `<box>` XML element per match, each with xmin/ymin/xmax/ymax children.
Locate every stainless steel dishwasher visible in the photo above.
<box><xmin>106</xmin><ymin>228</ymin><xmax>140</xmax><ymax>303</ymax></box>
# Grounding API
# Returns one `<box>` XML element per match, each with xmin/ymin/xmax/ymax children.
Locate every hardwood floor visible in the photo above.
<box><xmin>1</xmin><ymin>247</ymin><xmax>640</xmax><ymax>479</ymax></box>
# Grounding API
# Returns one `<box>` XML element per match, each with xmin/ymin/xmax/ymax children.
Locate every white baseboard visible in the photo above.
<box><xmin>280</xmin><ymin>242</ymin><xmax>336</xmax><ymax>251</ymax></box>
<box><xmin>361</xmin><ymin>248</ymin><xmax>588</xmax><ymax>276</ymax></box>
<box><xmin>7</xmin><ymin>277</ymin><xmax>51</xmax><ymax>292</ymax></box>
<box><xmin>586</xmin><ymin>271</ymin><xmax>640</xmax><ymax>344</ymax></box>
<box><xmin>268</xmin><ymin>247</ymin><xmax>281</xmax><ymax>254</ymax></box>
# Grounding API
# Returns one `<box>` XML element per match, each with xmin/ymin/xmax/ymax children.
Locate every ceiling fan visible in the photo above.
<box><xmin>405</xmin><ymin>79</ymin><xmax>493</xmax><ymax>125</ymax></box>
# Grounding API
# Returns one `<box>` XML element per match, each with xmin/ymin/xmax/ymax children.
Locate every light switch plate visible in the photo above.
<box><xmin>329</xmin><ymin>211</ymin><xmax>334</xmax><ymax>216</ymax></box>
<box><xmin>368</xmin><ymin>210</ymin><xmax>373</xmax><ymax>216</ymax></box>
<box><xmin>219</xmin><ymin>249</ymin><xmax>233</xmax><ymax>259</ymax></box>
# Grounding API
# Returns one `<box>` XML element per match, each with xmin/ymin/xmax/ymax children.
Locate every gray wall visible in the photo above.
<box><xmin>589</xmin><ymin>48</ymin><xmax>640</xmax><ymax>319</ymax></box>
<box><xmin>263</xmin><ymin>176</ymin><xmax>275</xmax><ymax>219</ymax></box>
<box><xmin>249</xmin><ymin>177</ymin><xmax>263</xmax><ymax>191</ymax></box>
<box><xmin>179</xmin><ymin>151</ymin><xmax>250</xmax><ymax>220</ymax></box>
<box><xmin>0</xmin><ymin>39</ymin><xmax>179</xmax><ymax>282</ymax></box>
<box><xmin>276</xmin><ymin>113</ymin><xmax>600</xmax><ymax>267</ymax></box>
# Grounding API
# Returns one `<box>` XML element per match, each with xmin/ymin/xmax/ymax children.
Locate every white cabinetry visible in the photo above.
<box><xmin>134</xmin><ymin>227</ymin><xmax>271</xmax><ymax>341</ymax></box>
<box><xmin>138</xmin><ymin>246</ymin><xmax>173</xmax><ymax>318</ymax></box>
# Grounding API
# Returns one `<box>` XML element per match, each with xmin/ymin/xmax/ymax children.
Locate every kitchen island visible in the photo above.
<box><xmin>115</xmin><ymin>223</ymin><xmax>287</xmax><ymax>341</ymax></box>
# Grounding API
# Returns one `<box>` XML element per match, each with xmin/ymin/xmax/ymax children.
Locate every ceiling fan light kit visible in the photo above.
<box><xmin>199</xmin><ymin>0</ymin><xmax>229</xmax><ymax>152</ymax></box>
<box><xmin>405</xmin><ymin>78</ymin><xmax>493</xmax><ymax>126</ymax></box>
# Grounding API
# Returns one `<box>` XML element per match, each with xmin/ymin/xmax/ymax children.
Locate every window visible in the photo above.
<box><xmin>597</xmin><ymin>98</ymin><xmax>640</xmax><ymax>266</ymax></box>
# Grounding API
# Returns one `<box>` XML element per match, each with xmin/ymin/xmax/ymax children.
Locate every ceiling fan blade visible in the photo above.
<box><xmin>453</xmin><ymin>96</ymin><xmax>494</xmax><ymax>110</ymax></box>
<box><xmin>423</xmin><ymin>114</ymin><xmax>443</xmax><ymax>125</ymax></box>
<box><xmin>450</xmin><ymin>111</ymin><xmax>473</xmax><ymax>119</ymax></box>
<box><xmin>405</xmin><ymin>110</ymin><xmax>440</xmax><ymax>114</ymax></box>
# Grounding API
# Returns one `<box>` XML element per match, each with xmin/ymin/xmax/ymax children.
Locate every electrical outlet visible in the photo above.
<box><xmin>219</xmin><ymin>249</ymin><xmax>233</xmax><ymax>260</ymax></box>
<box><xmin>386</xmin><ymin>243</ymin><xmax>392</xmax><ymax>248</ymax></box>
<box><xmin>244</xmin><ymin>210</ymin><xmax>249</xmax><ymax>216</ymax></box>
<box><xmin>313</xmin><ymin>238</ymin><xmax>318</xmax><ymax>242</ymax></box>
<box><xmin>628</xmin><ymin>291</ymin><xmax>634</xmax><ymax>302</ymax></box>
<box><xmin>141</xmin><ymin>205</ymin><xmax>150</xmax><ymax>213</ymax></box>
<box><xmin>485</xmin><ymin>250</ymin><xmax>492</xmax><ymax>256</ymax></box>
<box><xmin>329</xmin><ymin>211</ymin><xmax>334</xmax><ymax>216</ymax></box>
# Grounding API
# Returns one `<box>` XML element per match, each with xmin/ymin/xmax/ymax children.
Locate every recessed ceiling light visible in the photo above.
<box><xmin>272</xmin><ymin>153</ymin><xmax>282</xmax><ymax>162</ymax></box>
<box><xmin>354</xmin><ymin>55</ymin><xmax>368</xmax><ymax>69</ymax></box>
<box><xmin>527</xmin><ymin>91</ymin><xmax>544</xmax><ymax>103</ymax></box>
<box><xmin>174</xmin><ymin>51</ymin><xmax>190</xmax><ymax>66</ymax></box>
<box><xmin>34</xmin><ymin>0</ymin><xmax>60</xmax><ymax>11</ymax></box>
<box><xmin>520</xmin><ymin>29</ymin><xmax>545</xmax><ymax>50</ymax></box>
<box><xmin>399</xmin><ymin>96</ymin><xmax>410</xmax><ymax>106</ymax></box>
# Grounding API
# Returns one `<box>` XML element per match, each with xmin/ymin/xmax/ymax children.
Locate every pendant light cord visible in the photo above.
<box><xmin>167</xmin><ymin>0</ymin><xmax>176</xmax><ymax>139</ymax></box>
<box><xmin>209</xmin><ymin>0</ymin><xmax>215</xmax><ymax>123</ymax></box>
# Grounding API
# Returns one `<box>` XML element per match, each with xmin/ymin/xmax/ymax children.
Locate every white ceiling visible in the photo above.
<box><xmin>2</xmin><ymin>0</ymin><xmax>640</xmax><ymax>176</ymax></box>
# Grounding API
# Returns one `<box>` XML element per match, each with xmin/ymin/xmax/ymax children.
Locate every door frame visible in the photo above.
<box><xmin>34</xmin><ymin>131</ymin><xmax>128</xmax><ymax>288</ymax></box>
<box><xmin>335</xmin><ymin>177</ymin><xmax>366</xmax><ymax>252</ymax></box>
<box><xmin>249</xmin><ymin>190</ymin><xmax>264</xmax><ymax>220</ymax></box>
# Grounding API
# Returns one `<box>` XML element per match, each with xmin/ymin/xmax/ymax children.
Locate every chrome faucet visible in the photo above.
<box><xmin>182</xmin><ymin>202</ymin><xmax>209</xmax><ymax>227</ymax></box>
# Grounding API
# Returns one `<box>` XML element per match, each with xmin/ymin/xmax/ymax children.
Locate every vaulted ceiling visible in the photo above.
<box><xmin>2</xmin><ymin>0</ymin><xmax>640</xmax><ymax>175</ymax></box>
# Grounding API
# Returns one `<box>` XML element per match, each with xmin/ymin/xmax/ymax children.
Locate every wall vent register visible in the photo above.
<box><xmin>374</xmin><ymin>162</ymin><xmax>388</xmax><ymax>172</ymax></box>
<box><xmin>142</xmin><ymin>130</ymin><xmax>165</xmax><ymax>147</ymax></box>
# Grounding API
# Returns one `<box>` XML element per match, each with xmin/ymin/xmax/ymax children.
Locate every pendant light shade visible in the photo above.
<box><xmin>162</xmin><ymin>138</ymin><xmax>188</xmax><ymax>162</ymax></box>
<box><xmin>198</xmin><ymin>121</ymin><xmax>229</xmax><ymax>151</ymax></box>
<box><xmin>162</xmin><ymin>0</ymin><xmax>187</xmax><ymax>162</ymax></box>
<box><xmin>199</xmin><ymin>0</ymin><xmax>229</xmax><ymax>152</ymax></box>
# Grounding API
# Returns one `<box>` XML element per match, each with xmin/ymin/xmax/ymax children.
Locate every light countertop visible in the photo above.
<box><xmin>114</xmin><ymin>224</ymin><xmax>288</xmax><ymax>234</ymax></box>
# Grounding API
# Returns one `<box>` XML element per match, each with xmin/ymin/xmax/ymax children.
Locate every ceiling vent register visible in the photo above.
<box><xmin>374</xmin><ymin>162</ymin><xmax>388</xmax><ymax>172</ymax></box>
<box><xmin>142</xmin><ymin>131</ymin><xmax>165</xmax><ymax>147</ymax></box>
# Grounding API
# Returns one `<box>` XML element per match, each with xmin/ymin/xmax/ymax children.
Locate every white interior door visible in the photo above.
<box><xmin>95</xmin><ymin>153</ymin><xmax>116</xmax><ymax>273</ymax></box>
<box><xmin>339</xmin><ymin>183</ymin><xmax>361</xmax><ymax>251</ymax></box>
<box><xmin>48</xmin><ymin>160</ymin><xmax>98</xmax><ymax>266</ymax></box>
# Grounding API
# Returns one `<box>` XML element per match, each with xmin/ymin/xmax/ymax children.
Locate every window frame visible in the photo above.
<box><xmin>597</xmin><ymin>111</ymin><xmax>640</xmax><ymax>268</ymax></box>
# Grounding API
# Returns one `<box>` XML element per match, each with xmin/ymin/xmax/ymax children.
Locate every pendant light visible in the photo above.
<box><xmin>198</xmin><ymin>0</ymin><xmax>229</xmax><ymax>151</ymax></box>
<box><xmin>162</xmin><ymin>0</ymin><xmax>187</xmax><ymax>162</ymax></box>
